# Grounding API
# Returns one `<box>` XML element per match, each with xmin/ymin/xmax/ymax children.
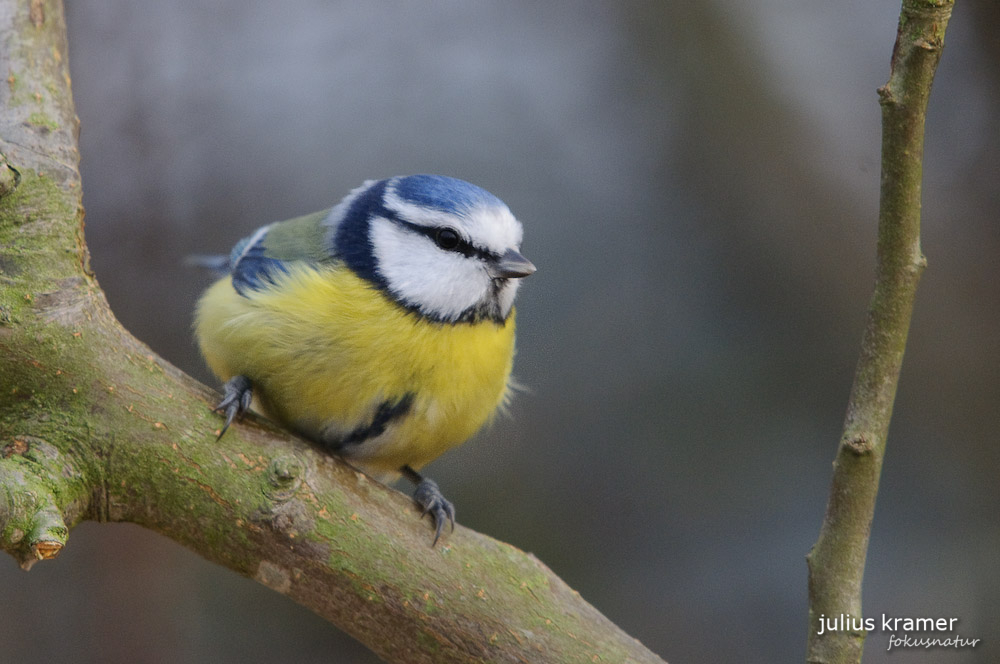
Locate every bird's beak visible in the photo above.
<box><xmin>489</xmin><ymin>248</ymin><xmax>536</xmax><ymax>279</ymax></box>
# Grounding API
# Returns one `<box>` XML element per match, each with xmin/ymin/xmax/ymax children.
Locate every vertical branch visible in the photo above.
<box><xmin>806</xmin><ymin>2</ymin><xmax>954</xmax><ymax>663</ymax></box>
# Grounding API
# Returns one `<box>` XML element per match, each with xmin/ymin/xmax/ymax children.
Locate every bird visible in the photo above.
<box><xmin>191</xmin><ymin>174</ymin><xmax>535</xmax><ymax>544</ymax></box>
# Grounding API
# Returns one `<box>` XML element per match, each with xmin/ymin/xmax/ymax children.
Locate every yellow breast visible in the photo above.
<box><xmin>194</xmin><ymin>264</ymin><xmax>517</xmax><ymax>477</ymax></box>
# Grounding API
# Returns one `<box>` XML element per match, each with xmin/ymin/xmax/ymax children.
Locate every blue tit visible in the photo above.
<box><xmin>191</xmin><ymin>174</ymin><xmax>535</xmax><ymax>543</ymax></box>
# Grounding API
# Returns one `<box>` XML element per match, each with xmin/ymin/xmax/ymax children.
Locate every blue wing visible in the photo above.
<box><xmin>228</xmin><ymin>225</ymin><xmax>291</xmax><ymax>297</ymax></box>
<box><xmin>227</xmin><ymin>209</ymin><xmax>334</xmax><ymax>297</ymax></box>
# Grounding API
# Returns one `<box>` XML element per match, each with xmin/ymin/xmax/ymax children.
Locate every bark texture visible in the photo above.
<box><xmin>806</xmin><ymin>1</ymin><xmax>954</xmax><ymax>663</ymax></box>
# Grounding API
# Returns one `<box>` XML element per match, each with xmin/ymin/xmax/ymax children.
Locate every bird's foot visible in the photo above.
<box><xmin>403</xmin><ymin>466</ymin><xmax>455</xmax><ymax>546</ymax></box>
<box><xmin>214</xmin><ymin>375</ymin><xmax>253</xmax><ymax>438</ymax></box>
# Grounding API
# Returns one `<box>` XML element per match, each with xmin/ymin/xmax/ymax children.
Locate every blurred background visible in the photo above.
<box><xmin>3</xmin><ymin>1</ymin><xmax>998</xmax><ymax>662</ymax></box>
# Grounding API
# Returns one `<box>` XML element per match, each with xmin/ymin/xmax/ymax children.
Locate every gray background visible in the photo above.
<box><xmin>2</xmin><ymin>2</ymin><xmax>998</xmax><ymax>663</ymax></box>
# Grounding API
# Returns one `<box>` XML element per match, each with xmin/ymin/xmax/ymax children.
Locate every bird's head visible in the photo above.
<box><xmin>329</xmin><ymin>175</ymin><xmax>535</xmax><ymax>323</ymax></box>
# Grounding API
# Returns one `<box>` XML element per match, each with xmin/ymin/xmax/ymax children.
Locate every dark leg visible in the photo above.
<box><xmin>402</xmin><ymin>465</ymin><xmax>455</xmax><ymax>546</ymax></box>
<box><xmin>214</xmin><ymin>375</ymin><xmax>253</xmax><ymax>439</ymax></box>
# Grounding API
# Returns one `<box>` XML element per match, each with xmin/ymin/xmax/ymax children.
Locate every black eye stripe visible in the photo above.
<box><xmin>395</xmin><ymin>219</ymin><xmax>495</xmax><ymax>261</ymax></box>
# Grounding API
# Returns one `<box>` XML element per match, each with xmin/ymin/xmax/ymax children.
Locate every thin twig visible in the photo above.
<box><xmin>806</xmin><ymin>1</ymin><xmax>955</xmax><ymax>663</ymax></box>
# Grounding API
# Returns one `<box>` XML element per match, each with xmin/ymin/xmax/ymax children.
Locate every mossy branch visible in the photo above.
<box><xmin>806</xmin><ymin>1</ymin><xmax>954</xmax><ymax>662</ymax></box>
<box><xmin>0</xmin><ymin>2</ymin><xmax>664</xmax><ymax>662</ymax></box>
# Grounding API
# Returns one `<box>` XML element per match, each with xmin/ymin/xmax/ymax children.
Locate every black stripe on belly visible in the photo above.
<box><xmin>327</xmin><ymin>393</ymin><xmax>415</xmax><ymax>452</ymax></box>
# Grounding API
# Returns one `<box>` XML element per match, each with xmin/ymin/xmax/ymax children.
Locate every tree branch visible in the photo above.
<box><xmin>0</xmin><ymin>2</ymin><xmax>664</xmax><ymax>662</ymax></box>
<box><xmin>806</xmin><ymin>1</ymin><xmax>954</xmax><ymax>662</ymax></box>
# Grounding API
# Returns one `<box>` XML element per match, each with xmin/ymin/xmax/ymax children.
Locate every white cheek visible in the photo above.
<box><xmin>370</xmin><ymin>219</ymin><xmax>491</xmax><ymax>320</ymax></box>
<box><xmin>496</xmin><ymin>278</ymin><xmax>520</xmax><ymax>318</ymax></box>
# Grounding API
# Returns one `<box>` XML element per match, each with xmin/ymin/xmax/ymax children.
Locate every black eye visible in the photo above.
<box><xmin>434</xmin><ymin>227</ymin><xmax>461</xmax><ymax>251</ymax></box>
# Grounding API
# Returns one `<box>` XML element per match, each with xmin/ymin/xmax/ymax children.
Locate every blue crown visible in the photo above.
<box><xmin>392</xmin><ymin>174</ymin><xmax>505</xmax><ymax>216</ymax></box>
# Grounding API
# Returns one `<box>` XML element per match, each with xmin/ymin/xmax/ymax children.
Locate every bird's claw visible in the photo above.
<box><xmin>413</xmin><ymin>477</ymin><xmax>455</xmax><ymax>546</ymax></box>
<box><xmin>214</xmin><ymin>375</ymin><xmax>253</xmax><ymax>438</ymax></box>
